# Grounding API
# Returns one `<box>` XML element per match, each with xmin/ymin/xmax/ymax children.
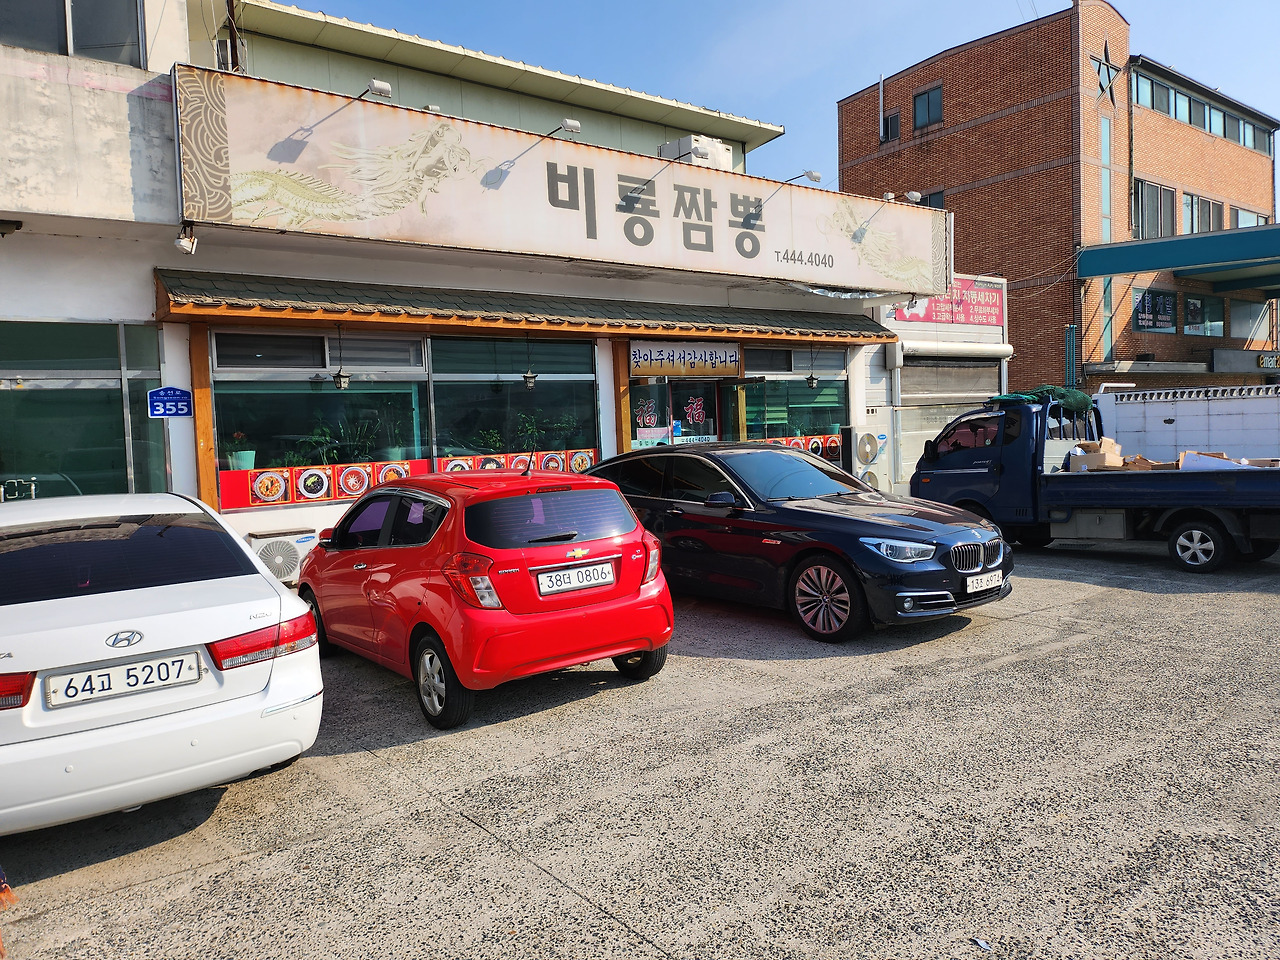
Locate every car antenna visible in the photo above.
<box><xmin>521</xmin><ymin>448</ymin><xmax>534</xmax><ymax>477</ymax></box>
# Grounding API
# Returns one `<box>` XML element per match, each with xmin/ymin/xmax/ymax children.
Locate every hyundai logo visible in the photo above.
<box><xmin>105</xmin><ymin>630</ymin><xmax>144</xmax><ymax>649</ymax></box>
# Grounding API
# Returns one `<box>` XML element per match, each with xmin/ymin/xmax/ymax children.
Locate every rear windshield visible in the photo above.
<box><xmin>0</xmin><ymin>512</ymin><xmax>259</xmax><ymax>605</ymax></box>
<box><xmin>465</xmin><ymin>488</ymin><xmax>637</xmax><ymax>550</ymax></box>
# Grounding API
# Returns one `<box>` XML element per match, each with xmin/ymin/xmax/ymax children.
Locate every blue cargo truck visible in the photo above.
<box><xmin>910</xmin><ymin>397</ymin><xmax>1280</xmax><ymax>572</ymax></box>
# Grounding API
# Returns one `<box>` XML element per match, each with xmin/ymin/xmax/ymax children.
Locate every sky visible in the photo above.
<box><xmin>295</xmin><ymin>0</ymin><xmax>1278</xmax><ymax>195</ymax></box>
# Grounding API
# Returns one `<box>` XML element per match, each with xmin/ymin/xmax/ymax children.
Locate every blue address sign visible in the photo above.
<box><xmin>147</xmin><ymin>386</ymin><xmax>193</xmax><ymax>418</ymax></box>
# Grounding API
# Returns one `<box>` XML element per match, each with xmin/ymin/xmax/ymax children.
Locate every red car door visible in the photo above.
<box><xmin>367</xmin><ymin>493</ymin><xmax>450</xmax><ymax>667</ymax></box>
<box><xmin>318</xmin><ymin>494</ymin><xmax>396</xmax><ymax>652</ymax></box>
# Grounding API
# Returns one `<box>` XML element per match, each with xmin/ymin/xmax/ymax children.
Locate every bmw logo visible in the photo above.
<box><xmin>105</xmin><ymin>630</ymin><xmax>144</xmax><ymax>648</ymax></box>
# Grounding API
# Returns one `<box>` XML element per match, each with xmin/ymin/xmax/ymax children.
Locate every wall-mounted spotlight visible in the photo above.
<box><xmin>546</xmin><ymin>118</ymin><xmax>582</xmax><ymax>137</ymax></box>
<box><xmin>357</xmin><ymin>78</ymin><xmax>393</xmax><ymax>100</ymax></box>
<box><xmin>174</xmin><ymin>222</ymin><xmax>197</xmax><ymax>255</ymax></box>
<box><xmin>882</xmin><ymin>191</ymin><xmax>923</xmax><ymax>203</ymax></box>
<box><xmin>785</xmin><ymin>170</ymin><xmax>822</xmax><ymax>184</ymax></box>
<box><xmin>0</xmin><ymin>220</ymin><xmax>22</xmax><ymax>239</ymax></box>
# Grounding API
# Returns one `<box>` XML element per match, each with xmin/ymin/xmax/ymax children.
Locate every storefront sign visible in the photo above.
<box><xmin>147</xmin><ymin>386</ymin><xmax>193</xmax><ymax>418</ymax></box>
<box><xmin>630</xmin><ymin>341</ymin><xmax>742</xmax><ymax>378</ymax></box>
<box><xmin>1259</xmin><ymin>354</ymin><xmax>1280</xmax><ymax>370</ymax></box>
<box><xmin>1133</xmin><ymin>290</ymin><xmax>1176</xmax><ymax>333</ymax></box>
<box><xmin>885</xmin><ymin>277</ymin><xmax>1004</xmax><ymax>326</ymax></box>
<box><xmin>173</xmin><ymin>66</ymin><xmax>948</xmax><ymax>296</ymax></box>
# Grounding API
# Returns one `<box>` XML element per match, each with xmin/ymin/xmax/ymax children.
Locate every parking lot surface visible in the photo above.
<box><xmin>3</xmin><ymin>542</ymin><xmax>1278</xmax><ymax>959</ymax></box>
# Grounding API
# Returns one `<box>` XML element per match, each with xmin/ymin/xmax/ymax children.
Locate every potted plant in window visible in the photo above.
<box><xmin>226</xmin><ymin>431</ymin><xmax>255</xmax><ymax>471</ymax></box>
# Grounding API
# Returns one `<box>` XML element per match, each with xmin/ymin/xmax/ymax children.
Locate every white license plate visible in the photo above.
<box><xmin>537</xmin><ymin>561</ymin><xmax>615</xmax><ymax>595</ymax></box>
<box><xmin>966</xmin><ymin>571</ymin><xmax>1004</xmax><ymax>592</ymax></box>
<box><xmin>45</xmin><ymin>652</ymin><xmax>202</xmax><ymax>709</ymax></box>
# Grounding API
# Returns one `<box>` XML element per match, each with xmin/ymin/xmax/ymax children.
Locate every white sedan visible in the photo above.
<box><xmin>0</xmin><ymin>493</ymin><xmax>323</xmax><ymax>836</ymax></box>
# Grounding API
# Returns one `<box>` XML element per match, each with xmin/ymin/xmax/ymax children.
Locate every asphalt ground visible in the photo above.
<box><xmin>3</xmin><ymin>541</ymin><xmax>1278</xmax><ymax>959</ymax></box>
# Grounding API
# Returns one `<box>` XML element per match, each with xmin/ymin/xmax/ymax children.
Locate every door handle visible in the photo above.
<box><xmin>353</xmin><ymin>562</ymin><xmax>367</xmax><ymax>570</ymax></box>
<box><xmin>666</xmin><ymin>506</ymin><xmax>684</xmax><ymax>516</ymax></box>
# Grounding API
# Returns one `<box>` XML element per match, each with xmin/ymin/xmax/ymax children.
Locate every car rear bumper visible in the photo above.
<box><xmin>0</xmin><ymin>651</ymin><xmax>322</xmax><ymax>837</ymax></box>
<box><xmin>449</xmin><ymin>578</ymin><xmax>674</xmax><ymax>689</ymax></box>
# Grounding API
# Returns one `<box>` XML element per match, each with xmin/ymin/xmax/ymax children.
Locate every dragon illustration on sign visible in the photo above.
<box><xmin>231</xmin><ymin>123</ymin><xmax>481</xmax><ymax>228</ymax></box>
<box><xmin>819</xmin><ymin>198</ymin><xmax>937</xmax><ymax>290</ymax></box>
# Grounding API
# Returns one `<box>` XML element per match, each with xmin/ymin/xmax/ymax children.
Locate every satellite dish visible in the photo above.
<box><xmin>857</xmin><ymin>432</ymin><xmax>879</xmax><ymax>465</ymax></box>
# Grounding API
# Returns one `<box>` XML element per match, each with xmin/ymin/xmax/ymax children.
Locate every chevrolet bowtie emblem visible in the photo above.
<box><xmin>566</xmin><ymin>547</ymin><xmax>589</xmax><ymax>559</ymax></box>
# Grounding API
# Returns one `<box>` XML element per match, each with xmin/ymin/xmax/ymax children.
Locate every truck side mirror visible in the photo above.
<box><xmin>923</xmin><ymin>440</ymin><xmax>938</xmax><ymax>462</ymax></box>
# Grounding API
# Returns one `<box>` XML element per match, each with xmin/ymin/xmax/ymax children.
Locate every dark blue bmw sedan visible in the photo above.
<box><xmin>590</xmin><ymin>443</ymin><xmax>1012</xmax><ymax>643</ymax></box>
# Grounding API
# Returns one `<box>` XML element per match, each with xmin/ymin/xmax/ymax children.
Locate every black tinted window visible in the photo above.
<box><xmin>337</xmin><ymin>497</ymin><xmax>393</xmax><ymax>549</ymax></box>
<box><xmin>936</xmin><ymin>415</ymin><xmax>1001</xmax><ymax>456</ymax></box>
<box><xmin>601</xmin><ymin>457</ymin><xmax>666</xmax><ymax>498</ymax></box>
<box><xmin>668</xmin><ymin>457</ymin><xmax>735</xmax><ymax>502</ymax></box>
<box><xmin>721</xmin><ymin>449</ymin><xmax>867</xmax><ymax>500</ymax></box>
<box><xmin>388</xmin><ymin>497</ymin><xmax>447</xmax><ymax>547</ymax></box>
<box><xmin>0</xmin><ymin>512</ymin><xmax>258</xmax><ymax>605</ymax></box>
<box><xmin>465</xmin><ymin>489</ymin><xmax>636</xmax><ymax>549</ymax></box>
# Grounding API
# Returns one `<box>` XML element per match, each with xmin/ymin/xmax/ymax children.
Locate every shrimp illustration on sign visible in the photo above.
<box><xmin>683</xmin><ymin>397</ymin><xmax>706</xmax><ymax>425</ymax></box>
<box><xmin>231</xmin><ymin>122</ymin><xmax>482</xmax><ymax>229</ymax></box>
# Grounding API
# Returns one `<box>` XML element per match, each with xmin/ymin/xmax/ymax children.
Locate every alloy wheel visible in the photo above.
<box><xmin>418</xmin><ymin>648</ymin><xmax>448</xmax><ymax>716</ymax></box>
<box><xmin>1175</xmin><ymin>529</ymin><xmax>1215</xmax><ymax>566</ymax></box>
<box><xmin>794</xmin><ymin>563</ymin><xmax>852</xmax><ymax>634</ymax></box>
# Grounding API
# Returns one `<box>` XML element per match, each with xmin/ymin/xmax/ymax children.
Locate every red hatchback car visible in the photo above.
<box><xmin>298</xmin><ymin>470</ymin><xmax>673</xmax><ymax>728</ymax></box>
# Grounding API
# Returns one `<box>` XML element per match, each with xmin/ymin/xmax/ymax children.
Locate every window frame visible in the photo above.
<box><xmin>0</xmin><ymin>0</ymin><xmax>147</xmax><ymax>69</ymax></box>
<box><xmin>913</xmin><ymin>86</ymin><xmax>942</xmax><ymax>130</ymax></box>
<box><xmin>882</xmin><ymin>111</ymin><xmax>900</xmax><ymax>142</ymax></box>
<box><xmin>1132</xmin><ymin>179</ymin><xmax>1176</xmax><ymax>239</ymax></box>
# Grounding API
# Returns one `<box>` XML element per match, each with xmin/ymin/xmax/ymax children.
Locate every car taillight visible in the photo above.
<box><xmin>0</xmin><ymin>672</ymin><xmax>35</xmax><ymax>710</ymax></box>
<box><xmin>443</xmin><ymin>553</ymin><xmax>504</xmax><ymax>608</ymax></box>
<box><xmin>642</xmin><ymin>531</ymin><xmax>662</xmax><ymax>584</ymax></box>
<box><xmin>207</xmin><ymin>611</ymin><xmax>317</xmax><ymax>671</ymax></box>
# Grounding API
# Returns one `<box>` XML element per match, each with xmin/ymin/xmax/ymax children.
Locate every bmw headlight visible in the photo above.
<box><xmin>859</xmin><ymin>537</ymin><xmax>936</xmax><ymax>563</ymax></box>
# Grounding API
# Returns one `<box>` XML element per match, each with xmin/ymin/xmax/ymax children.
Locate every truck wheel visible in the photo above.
<box><xmin>1239</xmin><ymin>541</ymin><xmax>1279</xmax><ymax>562</ymax></box>
<box><xmin>1168</xmin><ymin>520</ymin><xmax>1234</xmax><ymax>573</ymax></box>
<box><xmin>789</xmin><ymin>555</ymin><xmax>868</xmax><ymax>644</ymax></box>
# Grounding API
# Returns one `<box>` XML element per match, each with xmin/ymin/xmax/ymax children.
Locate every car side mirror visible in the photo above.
<box><xmin>704</xmin><ymin>491</ymin><xmax>739</xmax><ymax>509</ymax></box>
<box><xmin>923</xmin><ymin>440</ymin><xmax>938</xmax><ymax>462</ymax></box>
<box><xmin>318</xmin><ymin>527</ymin><xmax>335</xmax><ymax>548</ymax></box>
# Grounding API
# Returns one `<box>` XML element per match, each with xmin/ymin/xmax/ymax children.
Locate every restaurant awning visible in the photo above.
<box><xmin>155</xmin><ymin>271</ymin><xmax>895</xmax><ymax>344</ymax></box>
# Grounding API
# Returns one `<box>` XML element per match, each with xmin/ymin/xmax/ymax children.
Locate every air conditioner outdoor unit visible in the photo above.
<box><xmin>246</xmin><ymin>529</ymin><xmax>317</xmax><ymax>585</ymax></box>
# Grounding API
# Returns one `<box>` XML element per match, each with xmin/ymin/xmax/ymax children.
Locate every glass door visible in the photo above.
<box><xmin>669</xmin><ymin>381</ymin><xmax>719</xmax><ymax>444</ymax></box>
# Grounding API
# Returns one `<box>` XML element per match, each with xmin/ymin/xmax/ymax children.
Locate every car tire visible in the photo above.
<box><xmin>788</xmin><ymin>555</ymin><xmax>868</xmax><ymax>644</ymax></box>
<box><xmin>298</xmin><ymin>587</ymin><xmax>335</xmax><ymax>657</ymax></box>
<box><xmin>413</xmin><ymin>633</ymin><xmax>475</xmax><ymax>729</ymax></box>
<box><xmin>613</xmin><ymin>645</ymin><xmax>668</xmax><ymax>681</ymax></box>
<box><xmin>1168</xmin><ymin>520</ymin><xmax>1234</xmax><ymax>573</ymax></box>
<box><xmin>1238</xmin><ymin>541</ymin><xmax>1279</xmax><ymax>562</ymax></box>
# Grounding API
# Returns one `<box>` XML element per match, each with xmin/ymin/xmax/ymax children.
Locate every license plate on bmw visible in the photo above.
<box><xmin>966</xmin><ymin>571</ymin><xmax>1003</xmax><ymax>592</ymax></box>
<box><xmin>45</xmin><ymin>652</ymin><xmax>202</xmax><ymax>709</ymax></box>
<box><xmin>537</xmin><ymin>561</ymin><xmax>615</xmax><ymax>595</ymax></box>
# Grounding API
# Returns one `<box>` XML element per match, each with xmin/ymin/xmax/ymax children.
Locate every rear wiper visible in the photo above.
<box><xmin>528</xmin><ymin>530</ymin><xmax>579</xmax><ymax>543</ymax></box>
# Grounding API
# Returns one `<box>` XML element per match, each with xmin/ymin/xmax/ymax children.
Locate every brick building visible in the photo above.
<box><xmin>838</xmin><ymin>0</ymin><xmax>1278</xmax><ymax>392</ymax></box>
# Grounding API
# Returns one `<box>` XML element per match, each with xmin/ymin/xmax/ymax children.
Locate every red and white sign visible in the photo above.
<box><xmin>887</xmin><ymin>277</ymin><xmax>1004</xmax><ymax>326</ymax></box>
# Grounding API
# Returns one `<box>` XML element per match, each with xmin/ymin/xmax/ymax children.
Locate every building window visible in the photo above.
<box><xmin>1231</xmin><ymin>300</ymin><xmax>1271</xmax><ymax>342</ymax></box>
<box><xmin>1130</xmin><ymin>71</ymin><xmax>1273</xmax><ymax>156</ymax></box>
<box><xmin>1174</xmin><ymin>91</ymin><xmax>1191</xmax><ymax>123</ymax></box>
<box><xmin>0</xmin><ymin>1</ymin><xmax>143</xmax><ymax>68</ymax></box>
<box><xmin>1182</xmin><ymin>194</ymin><xmax>1223</xmax><ymax>234</ymax></box>
<box><xmin>882</xmin><ymin>112</ymin><xmax>900</xmax><ymax>141</ymax></box>
<box><xmin>1132</xmin><ymin>180</ymin><xmax>1176</xmax><ymax>239</ymax></box>
<box><xmin>1209</xmin><ymin>107</ymin><xmax>1225</xmax><ymax>136</ymax></box>
<box><xmin>922</xmin><ymin>191</ymin><xmax>944</xmax><ymax>209</ymax></box>
<box><xmin>1190</xmin><ymin>98</ymin><xmax>1207</xmax><ymax>129</ymax></box>
<box><xmin>1231</xmin><ymin>209</ymin><xmax>1269</xmax><ymax>229</ymax></box>
<box><xmin>1102</xmin><ymin>278</ymin><xmax>1114</xmax><ymax>361</ymax></box>
<box><xmin>913</xmin><ymin>86</ymin><xmax>942</xmax><ymax>129</ymax></box>
<box><xmin>1185</xmin><ymin>296</ymin><xmax>1224</xmax><ymax>337</ymax></box>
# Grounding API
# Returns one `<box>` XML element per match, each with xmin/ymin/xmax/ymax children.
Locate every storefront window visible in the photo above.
<box><xmin>739</xmin><ymin>380</ymin><xmax>848</xmax><ymax>439</ymax></box>
<box><xmin>212</xmin><ymin>381</ymin><xmax>428</xmax><ymax>468</ymax></box>
<box><xmin>433</xmin><ymin>381</ymin><xmax>598</xmax><ymax>456</ymax></box>
<box><xmin>432</xmin><ymin>338</ymin><xmax>592</xmax><ymax>374</ymax></box>
<box><xmin>0</xmin><ymin>321</ymin><xmax>164</xmax><ymax>500</ymax></box>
